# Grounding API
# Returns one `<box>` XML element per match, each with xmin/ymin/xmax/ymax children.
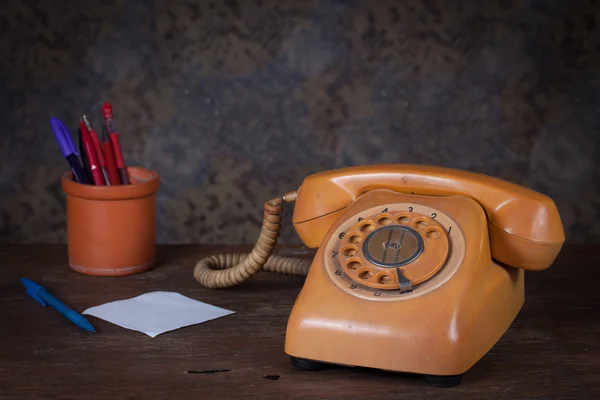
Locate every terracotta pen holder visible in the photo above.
<box><xmin>61</xmin><ymin>166</ymin><xmax>160</xmax><ymax>276</ymax></box>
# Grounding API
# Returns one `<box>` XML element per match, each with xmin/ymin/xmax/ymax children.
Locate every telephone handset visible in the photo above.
<box><xmin>194</xmin><ymin>165</ymin><xmax>565</xmax><ymax>386</ymax></box>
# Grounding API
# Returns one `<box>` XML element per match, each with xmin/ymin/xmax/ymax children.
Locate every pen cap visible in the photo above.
<box><xmin>50</xmin><ymin>118</ymin><xmax>78</xmax><ymax>157</ymax></box>
<box><xmin>20</xmin><ymin>278</ymin><xmax>47</xmax><ymax>306</ymax></box>
<box><xmin>61</xmin><ymin>166</ymin><xmax>160</xmax><ymax>276</ymax></box>
<box><xmin>101</xmin><ymin>102</ymin><xmax>113</xmax><ymax>119</ymax></box>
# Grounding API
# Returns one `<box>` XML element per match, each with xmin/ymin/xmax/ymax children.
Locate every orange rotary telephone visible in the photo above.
<box><xmin>194</xmin><ymin>165</ymin><xmax>565</xmax><ymax>387</ymax></box>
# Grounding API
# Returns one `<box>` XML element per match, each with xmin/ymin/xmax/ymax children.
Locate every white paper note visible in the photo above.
<box><xmin>83</xmin><ymin>291</ymin><xmax>234</xmax><ymax>337</ymax></box>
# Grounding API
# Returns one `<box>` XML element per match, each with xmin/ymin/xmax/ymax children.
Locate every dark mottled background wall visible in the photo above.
<box><xmin>1</xmin><ymin>0</ymin><xmax>599</xmax><ymax>244</ymax></box>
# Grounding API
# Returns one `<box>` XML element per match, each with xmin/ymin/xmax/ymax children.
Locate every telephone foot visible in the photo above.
<box><xmin>424</xmin><ymin>374</ymin><xmax>462</xmax><ymax>387</ymax></box>
<box><xmin>290</xmin><ymin>357</ymin><xmax>330</xmax><ymax>371</ymax></box>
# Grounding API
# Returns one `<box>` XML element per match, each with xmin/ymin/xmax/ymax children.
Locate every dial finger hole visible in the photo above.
<box><xmin>347</xmin><ymin>233</ymin><xmax>362</xmax><ymax>244</ymax></box>
<box><xmin>396</xmin><ymin>213</ymin><xmax>411</xmax><ymax>224</ymax></box>
<box><xmin>425</xmin><ymin>227</ymin><xmax>441</xmax><ymax>239</ymax></box>
<box><xmin>413</xmin><ymin>218</ymin><xmax>429</xmax><ymax>230</ymax></box>
<box><xmin>343</xmin><ymin>245</ymin><xmax>359</xmax><ymax>257</ymax></box>
<box><xmin>357</xmin><ymin>268</ymin><xmax>374</xmax><ymax>280</ymax></box>
<box><xmin>359</xmin><ymin>221</ymin><xmax>375</xmax><ymax>232</ymax></box>
<box><xmin>377</xmin><ymin>213</ymin><xmax>393</xmax><ymax>226</ymax></box>
<box><xmin>376</xmin><ymin>273</ymin><xmax>393</xmax><ymax>285</ymax></box>
<box><xmin>346</xmin><ymin>258</ymin><xmax>361</xmax><ymax>270</ymax></box>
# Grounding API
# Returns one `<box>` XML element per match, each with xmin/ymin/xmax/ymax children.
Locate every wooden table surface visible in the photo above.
<box><xmin>1</xmin><ymin>244</ymin><xmax>599</xmax><ymax>399</ymax></box>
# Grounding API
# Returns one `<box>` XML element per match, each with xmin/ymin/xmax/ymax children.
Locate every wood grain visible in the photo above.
<box><xmin>0</xmin><ymin>245</ymin><xmax>598</xmax><ymax>399</ymax></box>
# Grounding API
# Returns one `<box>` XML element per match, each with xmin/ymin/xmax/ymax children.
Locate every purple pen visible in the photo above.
<box><xmin>50</xmin><ymin>118</ymin><xmax>90</xmax><ymax>184</ymax></box>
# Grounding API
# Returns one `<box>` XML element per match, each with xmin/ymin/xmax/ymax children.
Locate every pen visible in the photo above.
<box><xmin>79</xmin><ymin>126</ymin><xmax>105</xmax><ymax>186</ymax></box>
<box><xmin>21</xmin><ymin>278</ymin><xmax>96</xmax><ymax>333</ymax></box>
<box><xmin>101</xmin><ymin>102</ymin><xmax>129</xmax><ymax>184</ymax></box>
<box><xmin>102</xmin><ymin>127</ymin><xmax>121</xmax><ymax>185</ymax></box>
<box><xmin>81</xmin><ymin>114</ymin><xmax>111</xmax><ymax>185</ymax></box>
<box><xmin>50</xmin><ymin>118</ymin><xmax>90</xmax><ymax>184</ymax></box>
<box><xmin>78</xmin><ymin>128</ymin><xmax>93</xmax><ymax>183</ymax></box>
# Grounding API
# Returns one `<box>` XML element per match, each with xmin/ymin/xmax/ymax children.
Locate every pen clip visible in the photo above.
<box><xmin>20</xmin><ymin>278</ymin><xmax>47</xmax><ymax>307</ymax></box>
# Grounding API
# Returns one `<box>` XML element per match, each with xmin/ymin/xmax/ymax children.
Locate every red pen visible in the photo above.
<box><xmin>81</xmin><ymin>115</ymin><xmax>110</xmax><ymax>185</ymax></box>
<box><xmin>79</xmin><ymin>128</ymin><xmax>105</xmax><ymax>185</ymax></box>
<box><xmin>102</xmin><ymin>127</ymin><xmax>121</xmax><ymax>186</ymax></box>
<box><xmin>101</xmin><ymin>102</ymin><xmax>129</xmax><ymax>184</ymax></box>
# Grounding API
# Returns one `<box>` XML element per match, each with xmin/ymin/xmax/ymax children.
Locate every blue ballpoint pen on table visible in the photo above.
<box><xmin>50</xmin><ymin>117</ymin><xmax>90</xmax><ymax>184</ymax></box>
<box><xmin>21</xmin><ymin>278</ymin><xmax>96</xmax><ymax>333</ymax></box>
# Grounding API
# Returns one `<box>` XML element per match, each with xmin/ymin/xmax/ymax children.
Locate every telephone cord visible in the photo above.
<box><xmin>193</xmin><ymin>191</ymin><xmax>310</xmax><ymax>288</ymax></box>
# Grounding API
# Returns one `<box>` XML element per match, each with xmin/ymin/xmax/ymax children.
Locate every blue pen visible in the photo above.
<box><xmin>50</xmin><ymin>117</ymin><xmax>90</xmax><ymax>184</ymax></box>
<box><xmin>21</xmin><ymin>278</ymin><xmax>96</xmax><ymax>333</ymax></box>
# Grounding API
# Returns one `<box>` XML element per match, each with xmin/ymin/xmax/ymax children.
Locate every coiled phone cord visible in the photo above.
<box><xmin>193</xmin><ymin>191</ymin><xmax>311</xmax><ymax>288</ymax></box>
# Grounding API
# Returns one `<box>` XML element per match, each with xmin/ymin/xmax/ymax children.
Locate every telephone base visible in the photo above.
<box><xmin>290</xmin><ymin>356</ymin><xmax>330</xmax><ymax>371</ymax></box>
